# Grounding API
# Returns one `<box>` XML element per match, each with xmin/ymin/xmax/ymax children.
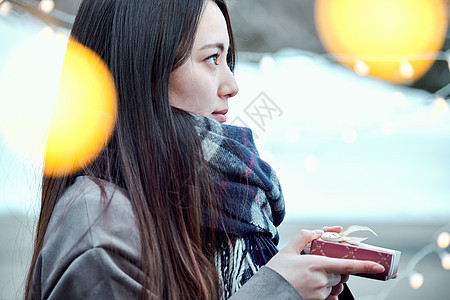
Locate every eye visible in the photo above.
<box><xmin>205</xmin><ymin>53</ymin><xmax>220</xmax><ymax>66</ymax></box>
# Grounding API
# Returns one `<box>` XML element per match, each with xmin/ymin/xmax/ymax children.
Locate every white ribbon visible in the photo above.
<box><xmin>321</xmin><ymin>225</ymin><xmax>377</xmax><ymax>246</ymax></box>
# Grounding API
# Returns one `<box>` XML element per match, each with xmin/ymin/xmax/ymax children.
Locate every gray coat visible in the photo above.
<box><xmin>31</xmin><ymin>176</ymin><xmax>302</xmax><ymax>299</ymax></box>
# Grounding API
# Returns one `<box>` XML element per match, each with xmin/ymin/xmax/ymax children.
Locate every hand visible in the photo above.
<box><xmin>326</xmin><ymin>274</ymin><xmax>348</xmax><ymax>300</ymax></box>
<box><xmin>306</xmin><ymin>225</ymin><xmax>349</xmax><ymax>298</ymax></box>
<box><xmin>303</xmin><ymin>226</ymin><xmax>342</xmax><ymax>254</ymax></box>
<box><xmin>266</xmin><ymin>229</ymin><xmax>385</xmax><ymax>300</ymax></box>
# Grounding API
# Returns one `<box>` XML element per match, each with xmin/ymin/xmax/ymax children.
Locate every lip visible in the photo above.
<box><xmin>212</xmin><ymin>109</ymin><xmax>228</xmax><ymax>123</ymax></box>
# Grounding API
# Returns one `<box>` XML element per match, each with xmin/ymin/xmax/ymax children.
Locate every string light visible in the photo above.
<box><xmin>409</xmin><ymin>272</ymin><xmax>424</xmax><ymax>289</ymax></box>
<box><xmin>392</xmin><ymin>92</ymin><xmax>408</xmax><ymax>108</ymax></box>
<box><xmin>38</xmin><ymin>0</ymin><xmax>54</xmax><ymax>14</ymax></box>
<box><xmin>39</xmin><ymin>26</ymin><xmax>54</xmax><ymax>38</ymax></box>
<box><xmin>437</xmin><ymin>232</ymin><xmax>450</xmax><ymax>249</ymax></box>
<box><xmin>259</xmin><ymin>54</ymin><xmax>276</xmax><ymax>73</ymax></box>
<box><xmin>441</xmin><ymin>253</ymin><xmax>450</xmax><ymax>270</ymax></box>
<box><xmin>433</xmin><ymin>97</ymin><xmax>449</xmax><ymax>120</ymax></box>
<box><xmin>304</xmin><ymin>155</ymin><xmax>320</xmax><ymax>171</ymax></box>
<box><xmin>399</xmin><ymin>59</ymin><xmax>414</xmax><ymax>79</ymax></box>
<box><xmin>373</xmin><ymin>223</ymin><xmax>450</xmax><ymax>299</ymax></box>
<box><xmin>0</xmin><ymin>1</ymin><xmax>12</xmax><ymax>16</ymax></box>
<box><xmin>354</xmin><ymin>57</ymin><xmax>370</xmax><ymax>76</ymax></box>
<box><xmin>55</xmin><ymin>32</ymin><xmax>68</xmax><ymax>44</ymax></box>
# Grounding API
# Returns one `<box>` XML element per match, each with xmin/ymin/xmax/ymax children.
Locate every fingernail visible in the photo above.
<box><xmin>373</xmin><ymin>265</ymin><xmax>385</xmax><ymax>273</ymax></box>
<box><xmin>313</xmin><ymin>230</ymin><xmax>324</xmax><ymax>235</ymax></box>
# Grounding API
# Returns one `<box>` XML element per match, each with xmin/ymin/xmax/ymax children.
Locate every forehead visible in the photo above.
<box><xmin>194</xmin><ymin>1</ymin><xmax>229</xmax><ymax>48</ymax></box>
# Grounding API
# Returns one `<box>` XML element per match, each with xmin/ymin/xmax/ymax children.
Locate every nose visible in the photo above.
<box><xmin>218</xmin><ymin>66</ymin><xmax>239</xmax><ymax>99</ymax></box>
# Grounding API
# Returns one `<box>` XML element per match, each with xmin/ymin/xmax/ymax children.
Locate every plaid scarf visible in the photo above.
<box><xmin>193</xmin><ymin>115</ymin><xmax>285</xmax><ymax>298</ymax></box>
<box><xmin>82</xmin><ymin>114</ymin><xmax>285</xmax><ymax>298</ymax></box>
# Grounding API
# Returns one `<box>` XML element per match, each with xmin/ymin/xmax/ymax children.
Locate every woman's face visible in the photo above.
<box><xmin>169</xmin><ymin>0</ymin><xmax>238</xmax><ymax>123</ymax></box>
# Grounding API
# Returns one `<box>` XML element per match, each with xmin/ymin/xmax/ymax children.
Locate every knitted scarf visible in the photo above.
<box><xmin>82</xmin><ymin>114</ymin><xmax>285</xmax><ymax>298</ymax></box>
<box><xmin>193</xmin><ymin>115</ymin><xmax>285</xmax><ymax>298</ymax></box>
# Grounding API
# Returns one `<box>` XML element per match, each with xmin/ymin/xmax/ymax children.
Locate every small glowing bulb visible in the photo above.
<box><xmin>409</xmin><ymin>272</ymin><xmax>424</xmax><ymax>289</ymax></box>
<box><xmin>354</xmin><ymin>57</ymin><xmax>370</xmax><ymax>76</ymax></box>
<box><xmin>39</xmin><ymin>0</ymin><xmax>54</xmax><ymax>14</ymax></box>
<box><xmin>392</xmin><ymin>92</ymin><xmax>408</xmax><ymax>108</ymax></box>
<box><xmin>341</xmin><ymin>125</ymin><xmax>357</xmax><ymax>143</ymax></box>
<box><xmin>437</xmin><ymin>232</ymin><xmax>450</xmax><ymax>249</ymax></box>
<box><xmin>441</xmin><ymin>253</ymin><xmax>450</xmax><ymax>270</ymax></box>
<box><xmin>259</xmin><ymin>55</ymin><xmax>276</xmax><ymax>73</ymax></box>
<box><xmin>39</xmin><ymin>26</ymin><xmax>54</xmax><ymax>38</ymax></box>
<box><xmin>433</xmin><ymin>97</ymin><xmax>449</xmax><ymax>120</ymax></box>
<box><xmin>304</xmin><ymin>155</ymin><xmax>320</xmax><ymax>171</ymax></box>
<box><xmin>55</xmin><ymin>32</ymin><xmax>68</xmax><ymax>44</ymax></box>
<box><xmin>0</xmin><ymin>1</ymin><xmax>12</xmax><ymax>16</ymax></box>
<box><xmin>399</xmin><ymin>59</ymin><xmax>414</xmax><ymax>79</ymax></box>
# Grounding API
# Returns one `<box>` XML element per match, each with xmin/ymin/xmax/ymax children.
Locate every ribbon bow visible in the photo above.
<box><xmin>321</xmin><ymin>225</ymin><xmax>377</xmax><ymax>246</ymax></box>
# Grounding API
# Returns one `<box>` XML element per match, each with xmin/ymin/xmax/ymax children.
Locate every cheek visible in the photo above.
<box><xmin>168</xmin><ymin>69</ymin><xmax>192</xmax><ymax>108</ymax></box>
<box><xmin>190</xmin><ymin>80</ymin><xmax>217</xmax><ymax>113</ymax></box>
<box><xmin>169</xmin><ymin>69</ymin><xmax>217</xmax><ymax>115</ymax></box>
<box><xmin>184</xmin><ymin>84</ymin><xmax>215</xmax><ymax>115</ymax></box>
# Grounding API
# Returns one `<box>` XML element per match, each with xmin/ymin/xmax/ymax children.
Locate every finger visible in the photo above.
<box><xmin>285</xmin><ymin>229</ymin><xmax>323</xmax><ymax>254</ymax></box>
<box><xmin>340</xmin><ymin>274</ymin><xmax>350</xmax><ymax>284</ymax></box>
<box><xmin>323</xmin><ymin>286</ymin><xmax>333</xmax><ymax>300</ymax></box>
<box><xmin>327</xmin><ymin>273</ymin><xmax>341</xmax><ymax>287</ymax></box>
<box><xmin>330</xmin><ymin>283</ymin><xmax>344</xmax><ymax>296</ymax></box>
<box><xmin>321</xmin><ymin>257</ymin><xmax>385</xmax><ymax>274</ymax></box>
<box><xmin>322</xmin><ymin>225</ymin><xmax>343</xmax><ymax>233</ymax></box>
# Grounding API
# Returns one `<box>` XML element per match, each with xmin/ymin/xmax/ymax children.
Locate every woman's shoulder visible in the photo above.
<box><xmin>57</xmin><ymin>175</ymin><xmax>131</xmax><ymax>217</ymax></box>
<box><xmin>43</xmin><ymin>176</ymin><xmax>140</xmax><ymax>262</ymax></box>
<box><xmin>33</xmin><ymin>177</ymin><xmax>145</xmax><ymax>299</ymax></box>
<box><xmin>54</xmin><ymin>175</ymin><xmax>134</xmax><ymax>225</ymax></box>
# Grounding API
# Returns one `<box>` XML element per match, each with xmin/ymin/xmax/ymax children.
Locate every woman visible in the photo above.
<box><xmin>25</xmin><ymin>0</ymin><xmax>385</xmax><ymax>299</ymax></box>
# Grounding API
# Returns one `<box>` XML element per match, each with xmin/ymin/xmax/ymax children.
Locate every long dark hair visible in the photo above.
<box><xmin>25</xmin><ymin>0</ymin><xmax>236</xmax><ymax>299</ymax></box>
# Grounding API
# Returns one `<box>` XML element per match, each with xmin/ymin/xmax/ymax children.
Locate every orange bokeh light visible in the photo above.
<box><xmin>44</xmin><ymin>39</ymin><xmax>117</xmax><ymax>177</ymax></box>
<box><xmin>315</xmin><ymin>0</ymin><xmax>448</xmax><ymax>84</ymax></box>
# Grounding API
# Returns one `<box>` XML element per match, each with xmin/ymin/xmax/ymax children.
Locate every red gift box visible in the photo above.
<box><xmin>310</xmin><ymin>238</ymin><xmax>401</xmax><ymax>280</ymax></box>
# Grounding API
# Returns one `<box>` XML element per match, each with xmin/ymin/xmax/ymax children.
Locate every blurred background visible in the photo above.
<box><xmin>0</xmin><ymin>0</ymin><xmax>449</xmax><ymax>299</ymax></box>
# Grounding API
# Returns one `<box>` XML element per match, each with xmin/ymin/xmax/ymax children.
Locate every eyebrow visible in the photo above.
<box><xmin>199</xmin><ymin>43</ymin><xmax>225</xmax><ymax>52</ymax></box>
